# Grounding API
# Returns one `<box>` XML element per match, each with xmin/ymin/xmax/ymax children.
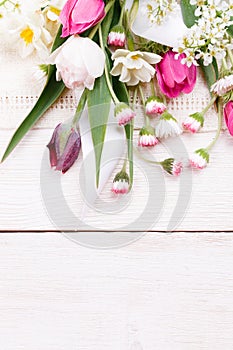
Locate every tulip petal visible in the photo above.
<box><xmin>131</xmin><ymin>3</ymin><xmax>187</xmax><ymax>47</ymax></box>
<box><xmin>80</xmin><ymin>38</ymin><xmax>105</xmax><ymax>78</ymax></box>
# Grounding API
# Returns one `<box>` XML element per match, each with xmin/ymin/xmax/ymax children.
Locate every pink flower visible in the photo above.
<box><xmin>183</xmin><ymin>112</ymin><xmax>204</xmax><ymax>133</ymax></box>
<box><xmin>48</xmin><ymin>36</ymin><xmax>105</xmax><ymax>90</ymax></box>
<box><xmin>145</xmin><ymin>96</ymin><xmax>167</xmax><ymax>115</ymax></box>
<box><xmin>60</xmin><ymin>0</ymin><xmax>105</xmax><ymax>37</ymax></box>
<box><xmin>108</xmin><ymin>25</ymin><xmax>126</xmax><ymax>47</ymax></box>
<box><xmin>114</xmin><ymin>102</ymin><xmax>136</xmax><ymax>126</ymax></box>
<box><xmin>47</xmin><ymin>123</ymin><xmax>81</xmax><ymax>174</ymax></box>
<box><xmin>224</xmin><ymin>101</ymin><xmax>233</xmax><ymax>136</ymax></box>
<box><xmin>138</xmin><ymin>127</ymin><xmax>158</xmax><ymax>147</ymax></box>
<box><xmin>189</xmin><ymin>149</ymin><xmax>209</xmax><ymax>170</ymax></box>
<box><xmin>156</xmin><ymin>50</ymin><xmax>197</xmax><ymax>98</ymax></box>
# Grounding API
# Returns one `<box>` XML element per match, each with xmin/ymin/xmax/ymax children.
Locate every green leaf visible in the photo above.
<box><xmin>112</xmin><ymin>77</ymin><xmax>133</xmax><ymax>188</ymax></box>
<box><xmin>101</xmin><ymin>2</ymin><xmax>115</xmax><ymax>45</ymax></box>
<box><xmin>87</xmin><ymin>74</ymin><xmax>111</xmax><ymax>188</ymax></box>
<box><xmin>2</xmin><ymin>74</ymin><xmax>65</xmax><ymax>163</ymax></box>
<box><xmin>199</xmin><ymin>59</ymin><xmax>218</xmax><ymax>91</ymax></box>
<box><xmin>227</xmin><ymin>18</ymin><xmax>233</xmax><ymax>38</ymax></box>
<box><xmin>180</xmin><ymin>0</ymin><xmax>197</xmax><ymax>28</ymax></box>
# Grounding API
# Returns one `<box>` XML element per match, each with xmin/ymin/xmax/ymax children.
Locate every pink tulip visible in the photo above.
<box><xmin>156</xmin><ymin>50</ymin><xmax>197</xmax><ymax>98</ymax></box>
<box><xmin>60</xmin><ymin>0</ymin><xmax>105</xmax><ymax>37</ymax></box>
<box><xmin>224</xmin><ymin>101</ymin><xmax>233</xmax><ymax>136</ymax></box>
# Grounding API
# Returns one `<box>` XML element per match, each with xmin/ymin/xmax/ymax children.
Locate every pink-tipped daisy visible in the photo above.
<box><xmin>112</xmin><ymin>170</ymin><xmax>130</xmax><ymax>194</ymax></box>
<box><xmin>138</xmin><ymin>126</ymin><xmax>159</xmax><ymax>147</ymax></box>
<box><xmin>114</xmin><ymin>102</ymin><xmax>136</xmax><ymax>126</ymax></box>
<box><xmin>145</xmin><ymin>96</ymin><xmax>167</xmax><ymax>115</ymax></box>
<box><xmin>189</xmin><ymin>149</ymin><xmax>209</xmax><ymax>169</ymax></box>
<box><xmin>107</xmin><ymin>25</ymin><xmax>126</xmax><ymax>47</ymax></box>
<box><xmin>183</xmin><ymin>112</ymin><xmax>204</xmax><ymax>133</ymax></box>
<box><xmin>161</xmin><ymin>158</ymin><xmax>183</xmax><ymax>176</ymax></box>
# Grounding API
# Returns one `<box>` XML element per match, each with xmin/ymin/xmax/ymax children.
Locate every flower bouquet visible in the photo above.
<box><xmin>1</xmin><ymin>0</ymin><xmax>233</xmax><ymax>196</ymax></box>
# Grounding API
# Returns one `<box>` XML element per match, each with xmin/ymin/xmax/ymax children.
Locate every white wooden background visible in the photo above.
<box><xmin>1</xmin><ymin>41</ymin><xmax>233</xmax><ymax>349</ymax></box>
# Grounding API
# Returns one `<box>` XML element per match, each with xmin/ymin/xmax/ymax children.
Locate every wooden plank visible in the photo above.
<box><xmin>0</xmin><ymin>232</ymin><xmax>233</xmax><ymax>349</ymax></box>
<box><xmin>0</xmin><ymin>129</ymin><xmax>233</xmax><ymax>232</ymax></box>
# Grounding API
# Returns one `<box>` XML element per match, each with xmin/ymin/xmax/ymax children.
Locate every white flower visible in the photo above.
<box><xmin>156</xmin><ymin>112</ymin><xmax>182</xmax><ymax>139</ymax></box>
<box><xmin>111</xmin><ymin>49</ymin><xmax>161</xmax><ymax>86</ymax></box>
<box><xmin>48</xmin><ymin>36</ymin><xmax>105</xmax><ymax>90</ymax></box>
<box><xmin>138</xmin><ymin>126</ymin><xmax>158</xmax><ymax>147</ymax></box>
<box><xmin>114</xmin><ymin>103</ymin><xmax>136</xmax><ymax>126</ymax></box>
<box><xmin>211</xmin><ymin>75</ymin><xmax>233</xmax><ymax>96</ymax></box>
<box><xmin>44</xmin><ymin>0</ymin><xmax>66</xmax><ymax>21</ymax></box>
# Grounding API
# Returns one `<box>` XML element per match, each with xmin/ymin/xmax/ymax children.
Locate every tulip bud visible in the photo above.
<box><xmin>47</xmin><ymin>122</ymin><xmax>81</xmax><ymax>174</ymax></box>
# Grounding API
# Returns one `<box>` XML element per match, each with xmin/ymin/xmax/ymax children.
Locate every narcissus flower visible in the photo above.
<box><xmin>108</xmin><ymin>25</ymin><xmax>126</xmax><ymax>47</ymax></box>
<box><xmin>189</xmin><ymin>149</ymin><xmax>209</xmax><ymax>169</ymax></box>
<box><xmin>112</xmin><ymin>170</ymin><xmax>130</xmax><ymax>194</ymax></box>
<box><xmin>156</xmin><ymin>112</ymin><xmax>182</xmax><ymax>139</ymax></box>
<box><xmin>183</xmin><ymin>112</ymin><xmax>204</xmax><ymax>133</ymax></box>
<box><xmin>114</xmin><ymin>102</ymin><xmax>136</xmax><ymax>126</ymax></box>
<box><xmin>47</xmin><ymin>122</ymin><xmax>81</xmax><ymax>174</ymax></box>
<box><xmin>138</xmin><ymin>126</ymin><xmax>158</xmax><ymax>147</ymax></box>
<box><xmin>48</xmin><ymin>36</ymin><xmax>105</xmax><ymax>90</ymax></box>
<box><xmin>156</xmin><ymin>50</ymin><xmax>197</xmax><ymax>98</ymax></box>
<box><xmin>145</xmin><ymin>96</ymin><xmax>167</xmax><ymax>115</ymax></box>
<box><xmin>224</xmin><ymin>101</ymin><xmax>233</xmax><ymax>136</ymax></box>
<box><xmin>111</xmin><ymin>49</ymin><xmax>161</xmax><ymax>86</ymax></box>
<box><xmin>60</xmin><ymin>0</ymin><xmax>105</xmax><ymax>37</ymax></box>
<box><xmin>161</xmin><ymin>158</ymin><xmax>183</xmax><ymax>176</ymax></box>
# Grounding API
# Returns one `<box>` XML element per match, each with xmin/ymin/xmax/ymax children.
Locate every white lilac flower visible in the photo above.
<box><xmin>111</xmin><ymin>49</ymin><xmax>161</xmax><ymax>86</ymax></box>
<box><xmin>145</xmin><ymin>96</ymin><xmax>167</xmax><ymax>115</ymax></box>
<box><xmin>189</xmin><ymin>149</ymin><xmax>209</xmax><ymax>169</ymax></box>
<box><xmin>107</xmin><ymin>25</ymin><xmax>126</xmax><ymax>47</ymax></box>
<box><xmin>114</xmin><ymin>102</ymin><xmax>136</xmax><ymax>126</ymax></box>
<box><xmin>174</xmin><ymin>0</ymin><xmax>233</xmax><ymax>66</ymax></box>
<box><xmin>183</xmin><ymin>112</ymin><xmax>204</xmax><ymax>133</ymax></box>
<box><xmin>156</xmin><ymin>112</ymin><xmax>182</xmax><ymax>139</ymax></box>
<box><xmin>211</xmin><ymin>75</ymin><xmax>233</xmax><ymax>96</ymax></box>
<box><xmin>138</xmin><ymin>126</ymin><xmax>159</xmax><ymax>147</ymax></box>
<box><xmin>161</xmin><ymin>158</ymin><xmax>183</xmax><ymax>176</ymax></box>
<box><xmin>112</xmin><ymin>171</ymin><xmax>130</xmax><ymax>194</ymax></box>
<box><xmin>143</xmin><ymin>0</ymin><xmax>178</xmax><ymax>25</ymax></box>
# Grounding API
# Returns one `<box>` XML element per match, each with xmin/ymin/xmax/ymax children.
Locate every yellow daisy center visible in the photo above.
<box><xmin>20</xmin><ymin>26</ymin><xmax>34</xmax><ymax>45</ymax></box>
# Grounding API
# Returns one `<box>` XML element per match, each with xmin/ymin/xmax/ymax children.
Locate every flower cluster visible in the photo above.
<box><xmin>1</xmin><ymin>0</ymin><xmax>233</xmax><ymax>197</ymax></box>
<box><xmin>174</xmin><ymin>0</ymin><xmax>233</xmax><ymax>66</ymax></box>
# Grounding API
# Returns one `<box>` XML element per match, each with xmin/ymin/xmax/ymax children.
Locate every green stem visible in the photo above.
<box><xmin>150</xmin><ymin>79</ymin><xmax>156</xmax><ymax>96</ymax></box>
<box><xmin>72</xmin><ymin>89</ymin><xmax>87</xmax><ymax>128</ymax></box>
<box><xmin>98</xmin><ymin>25</ymin><xmax>119</xmax><ymax>104</ymax></box>
<box><xmin>132</xmin><ymin>87</ymin><xmax>138</xmax><ymax>109</ymax></box>
<box><xmin>88</xmin><ymin>0</ymin><xmax>115</xmax><ymax>40</ymax></box>
<box><xmin>138</xmin><ymin>85</ymin><xmax>151</xmax><ymax>128</ymax></box>
<box><xmin>122</xmin><ymin>158</ymin><xmax>128</xmax><ymax>172</ymax></box>
<box><xmin>206</xmin><ymin>105</ymin><xmax>222</xmax><ymax>151</ymax></box>
<box><xmin>222</xmin><ymin>58</ymin><xmax>228</xmax><ymax>72</ymax></box>
<box><xmin>202</xmin><ymin>95</ymin><xmax>217</xmax><ymax>115</ymax></box>
<box><xmin>227</xmin><ymin>48</ymin><xmax>233</xmax><ymax>68</ymax></box>
<box><xmin>138</xmin><ymin>85</ymin><xmax>146</xmax><ymax>106</ymax></box>
<box><xmin>118</xmin><ymin>0</ymin><xmax>125</xmax><ymax>26</ymax></box>
<box><xmin>134</xmin><ymin>146</ymin><xmax>160</xmax><ymax>165</ymax></box>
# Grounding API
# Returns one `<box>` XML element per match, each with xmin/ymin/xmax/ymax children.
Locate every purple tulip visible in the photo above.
<box><xmin>156</xmin><ymin>50</ymin><xmax>197</xmax><ymax>98</ymax></box>
<box><xmin>47</xmin><ymin>123</ymin><xmax>81</xmax><ymax>174</ymax></box>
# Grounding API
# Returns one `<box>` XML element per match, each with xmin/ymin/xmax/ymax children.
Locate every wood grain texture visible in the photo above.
<box><xmin>1</xmin><ymin>129</ymin><xmax>233</xmax><ymax>232</ymax></box>
<box><xmin>0</xmin><ymin>232</ymin><xmax>233</xmax><ymax>350</ymax></box>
